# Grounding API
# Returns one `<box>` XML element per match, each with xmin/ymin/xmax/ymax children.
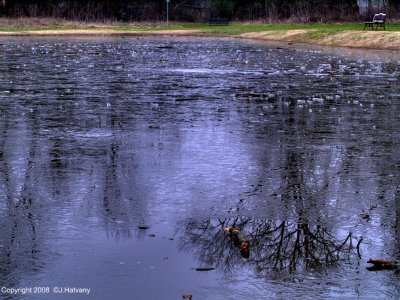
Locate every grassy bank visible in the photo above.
<box><xmin>1</xmin><ymin>18</ymin><xmax>400</xmax><ymax>51</ymax></box>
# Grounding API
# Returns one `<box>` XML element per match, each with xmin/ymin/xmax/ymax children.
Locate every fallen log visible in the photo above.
<box><xmin>194</xmin><ymin>267</ymin><xmax>215</xmax><ymax>272</ymax></box>
<box><xmin>223</xmin><ymin>227</ymin><xmax>250</xmax><ymax>258</ymax></box>
<box><xmin>367</xmin><ymin>258</ymin><xmax>398</xmax><ymax>271</ymax></box>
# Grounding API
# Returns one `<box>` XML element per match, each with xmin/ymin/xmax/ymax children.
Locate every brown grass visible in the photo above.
<box><xmin>0</xmin><ymin>17</ymin><xmax>87</xmax><ymax>27</ymax></box>
<box><xmin>0</xmin><ymin>28</ymin><xmax>201</xmax><ymax>36</ymax></box>
<box><xmin>238</xmin><ymin>30</ymin><xmax>400</xmax><ymax>51</ymax></box>
<box><xmin>0</xmin><ymin>17</ymin><xmax>173</xmax><ymax>28</ymax></box>
<box><xmin>318</xmin><ymin>31</ymin><xmax>400</xmax><ymax>50</ymax></box>
<box><xmin>239</xmin><ymin>30</ymin><xmax>310</xmax><ymax>41</ymax></box>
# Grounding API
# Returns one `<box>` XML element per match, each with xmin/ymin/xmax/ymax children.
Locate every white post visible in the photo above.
<box><xmin>166</xmin><ymin>0</ymin><xmax>170</xmax><ymax>26</ymax></box>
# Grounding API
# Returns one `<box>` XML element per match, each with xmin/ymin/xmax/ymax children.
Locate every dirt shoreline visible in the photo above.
<box><xmin>1</xmin><ymin>28</ymin><xmax>399</xmax><ymax>51</ymax></box>
<box><xmin>238</xmin><ymin>30</ymin><xmax>400</xmax><ymax>51</ymax></box>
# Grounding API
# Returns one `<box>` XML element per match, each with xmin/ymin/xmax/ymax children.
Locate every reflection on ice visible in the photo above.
<box><xmin>72</xmin><ymin>129</ymin><xmax>114</xmax><ymax>139</ymax></box>
<box><xmin>177</xmin><ymin>217</ymin><xmax>359</xmax><ymax>275</ymax></box>
<box><xmin>0</xmin><ymin>36</ymin><xmax>400</xmax><ymax>299</ymax></box>
<box><xmin>169</xmin><ymin>68</ymin><xmax>237</xmax><ymax>74</ymax></box>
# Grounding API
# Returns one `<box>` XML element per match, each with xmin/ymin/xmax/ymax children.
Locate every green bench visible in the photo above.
<box><xmin>209</xmin><ymin>18</ymin><xmax>229</xmax><ymax>26</ymax></box>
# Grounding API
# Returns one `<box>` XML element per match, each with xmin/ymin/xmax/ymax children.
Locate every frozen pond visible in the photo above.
<box><xmin>0</xmin><ymin>36</ymin><xmax>400</xmax><ymax>299</ymax></box>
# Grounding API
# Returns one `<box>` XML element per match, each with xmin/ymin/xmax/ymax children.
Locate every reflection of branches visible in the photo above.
<box><xmin>0</xmin><ymin>116</ymin><xmax>45</xmax><ymax>288</ymax></box>
<box><xmin>178</xmin><ymin>218</ymin><xmax>247</xmax><ymax>274</ymax></box>
<box><xmin>262</xmin><ymin>222</ymin><xmax>354</xmax><ymax>271</ymax></box>
<box><xmin>177</xmin><ymin>217</ymin><xmax>358</xmax><ymax>276</ymax></box>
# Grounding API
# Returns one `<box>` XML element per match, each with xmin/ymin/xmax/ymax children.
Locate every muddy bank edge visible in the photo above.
<box><xmin>0</xmin><ymin>28</ymin><xmax>399</xmax><ymax>51</ymax></box>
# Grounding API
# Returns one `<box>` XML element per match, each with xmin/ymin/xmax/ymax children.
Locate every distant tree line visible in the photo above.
<box><xmin>0</xmin><ymin>0</ymin><xmax>399</xmax><ymax>22</ymax></box>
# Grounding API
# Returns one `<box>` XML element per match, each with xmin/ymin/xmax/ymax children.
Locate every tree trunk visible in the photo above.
<box><xmin>388</xmin><ymin>0</ymin><xmax>400</xmax><ymax>12</ymax></box>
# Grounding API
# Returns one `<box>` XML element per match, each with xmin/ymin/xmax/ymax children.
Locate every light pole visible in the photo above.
<box><xmin>166</xmin><ymin>0</ymin><xmax>170</xmax><ymax>26</ymax></box>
